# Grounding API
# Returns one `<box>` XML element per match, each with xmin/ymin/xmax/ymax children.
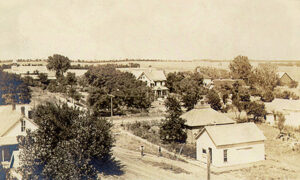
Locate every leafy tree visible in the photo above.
<box><xmin>0</xmin><ymin>70</ymin><xmax>31</xmax><ymax>105</ymax></box>
<box><xmin>66</xmin><ymin>72</ymin><xmax>77</xmax><ymax>87</ymax></box>
<box><xmin>47</xmin><ymin>54</ymin><xmax>71</xmax><ymax>78</ymax></box>
<box><xmin>206</xmin><ymin>89</ymin><xmax>222</xmax><ymax>111</ymax></box>
<box><xmin>260</xmin><ymin>90</ymin><xmax>274</xmax><ymax>102</ymax></box>
<box><xmin>166</xmin><ymin>72</ymin><xmax>185</xmax><ymax>93</ymax></box>
<box><xmin>250</xmin><ymin>63</ymin><xmax>279</xmax><ymax>91</ymax></box>
<box><xmin>86</xmin><ymin>65</ymin><xmax>154</xmax><ymax>115</ymax></box>
<box><xmin>164</xmin><ymin>95</ymin><xmax>182</xmax><ymax>117</ymax></box>
<box><xmin>68</xmin><ymin>87</ymin><xmax>82</xmax><ymax>103</ymax></box>
<box><xmin>18</xmin><ymin>102</ymin><xmax>114</xmax><ymax>179</ymax></box>
<box><xmin>245</xmin><ymin>101</ymin><xmax>266</xmax><ymax>122</ymax></box>
<box><xmin>229</xmin><ymin>55</ymin><xmax>252</xmax><ymax>84</ymax></box>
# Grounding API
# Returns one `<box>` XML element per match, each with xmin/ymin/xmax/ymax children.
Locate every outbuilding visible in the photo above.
<box><xmin>196</xmin><ymin>122</ymin><xmax>266</xmax><ymax>167</ymax></box>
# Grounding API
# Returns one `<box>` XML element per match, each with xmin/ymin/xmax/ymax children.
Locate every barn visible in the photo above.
<box><xmin>196</xmin><ymin>122</ymin><xmax>266</xmax><ymax>167</ymax></box>
<box><xmin>277</xmin><ymin>72</ymin><xmax>294</xmax><ymax>86</ymax></box>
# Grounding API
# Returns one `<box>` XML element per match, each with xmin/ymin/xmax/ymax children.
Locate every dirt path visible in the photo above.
<box><xmin>103</xmin><ymin>130</ymin><xmax>238</xmax><ymax>180</ymax></box>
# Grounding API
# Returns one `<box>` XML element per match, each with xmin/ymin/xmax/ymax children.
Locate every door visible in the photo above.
<box><xmin>208</xmin><ymin>147</ymin><xmax>212</xmax><ymax>163</ymax></box>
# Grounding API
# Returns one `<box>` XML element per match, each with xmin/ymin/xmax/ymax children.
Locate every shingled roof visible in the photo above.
<box><xmin>0</xmin><ymin>106</ymin><xmax>22</xmax><ymax>137</ymax></box>
<box><xmin>181</xmin><ymin>106</ymin><xmax>235</xmax><ymax>127</ymax></box>
<box><xmin>196</xmin><ymin>122</ymin><xmax>266</xmax><ymax>146</ymax></box>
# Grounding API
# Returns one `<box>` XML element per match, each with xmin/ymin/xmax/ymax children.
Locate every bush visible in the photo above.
<box><xmin>261</xmin><ymin>90</ymin><xmax>274</xmax><ymax>102</ymax></box>
<box><xmin>275</xmin><ymin>90</ymin><xmax>299</xmax><ymax>100</ymax></box>
<box><xmin>289</xmin><ymin>80</ymin><xmax>298</xmax><ymax>88</ymax></box>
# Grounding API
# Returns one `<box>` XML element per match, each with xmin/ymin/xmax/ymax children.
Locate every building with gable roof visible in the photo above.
<box><xmin>0</xmin><ymin>104</ymin><xmax>37</xmax><ymax>168</ymax></box>
<box><xmin>118</xmin><ymin>68</ymin><xmax>168</xmax><ymax>98</ymax></box>
<box><xmin>180</xmin><ymin>103</ymin><xmax>235</xmax><ymax>143</ymax></box>
<box><xmin>196</xmin><ymin>122</ymin><xmax>266</xmax><ymax>167</ymax></box>
<box><xmin>277</xmin><ymin>72</ymin><xmax>294</xmax><ymax>86</ymax></box>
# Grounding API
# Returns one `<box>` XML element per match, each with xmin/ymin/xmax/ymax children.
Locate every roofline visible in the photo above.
<box><xmin>1</xmin><ymin>116</ymin><xmax>37</xmax><ymax>137</ymax></box>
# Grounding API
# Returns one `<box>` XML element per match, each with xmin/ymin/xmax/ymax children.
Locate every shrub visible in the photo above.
<box><xmin>289</xmin><ymin>80</ymin><xmax>298</xmax><ymax>88</ymax></box>
<box><xmin>261</xmin><ymin>90</ymin><xmax>274</xmax><ymax>102</ymax></box>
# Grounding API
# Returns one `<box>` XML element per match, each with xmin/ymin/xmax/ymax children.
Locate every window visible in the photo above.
<box><xmin>21</xmin><ymin>119</ymin><xmax>26</xmax><ymax>132</ymax></box>
<box><xmin>202</xmin><ymin>149</ymin><xmax>207</xmax><ymax>154</ymax></box>
<box><xmin>224</xmin><ymin>149</ymin><xmax>228</xmax><ymax>162</ymax></box>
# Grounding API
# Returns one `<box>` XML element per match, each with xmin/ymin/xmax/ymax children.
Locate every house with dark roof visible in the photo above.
<box><xmin>118</xmin><ymin>68</ymin><xmax>168</xmax><ymax>98</ymax></box>
<box><xmin>196</xmin><ymin>122</ymin><xmax>266</xmax><ymax>167</ymax></box>
<box><xmin>180</xmin><ymin>104</ymin><xmax>235</xmax><ymax>143</ymax></box>
<box><xmin>0</xmin><ymin>105</ymin><xmax>37</xmax><ymax>168</ymax></box>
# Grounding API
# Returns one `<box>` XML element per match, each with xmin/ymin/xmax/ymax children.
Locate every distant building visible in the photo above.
<box><xmin>265</xmin><ymin>98</ymin><xmax>300</xmax><ymax>128</ymax></box>
<box><xmin>0</xmin><ymin>105</ymin><xmax>37</xmax><ymax>168</ymax></box>
<box><xmin>118</xmin><ymin>68</ymin><xmax>168</xmax><ymax>98</ymax></box>
<box><xmin>180</xmin><ymin>104</ymin><xmax>235</xmax><ymax>143</ymax></box>
<box><xmin>196</xmin><ymin>122</ymin><xmax>266</xmax><ymax>167</ymax></box>
<box><xmin>277</xmin><ymin>72</ymin><xmax>294</xmax><ymax>86</ymax></box>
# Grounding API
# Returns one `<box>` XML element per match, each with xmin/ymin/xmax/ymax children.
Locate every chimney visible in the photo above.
<box><xmin>21</xmin><ymin>106</ymin><xmax>25</xmax><ymax>116</ymax></box>
<box><xmin>12</xmin><ymin>103</ymin><xmax>16</xmax><ymax>111</ymax></box>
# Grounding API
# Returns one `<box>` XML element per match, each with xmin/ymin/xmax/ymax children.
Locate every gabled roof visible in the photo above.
<box><xmin>0</xmin><ymin>106</ymin><xmax>22</xmax><ymax>137</ymax></box>
<box><xmin>181</xmin><ymin>106</ymin><xmax>235</xmax><ymax>127</ymax></box>
<box><xmin>276</xmin><ymin>72</ymin><xmax>293</xmax><ymax>80</ymax></box>
<box><xmin>196</xmin><ymin>122</ymin><xmax>266</xmax><ymax>146</ymax></box>
<box><xmin>141</xmin><ymin>70</ymin><xmax>166</xmax><ymax>81</ymax></box>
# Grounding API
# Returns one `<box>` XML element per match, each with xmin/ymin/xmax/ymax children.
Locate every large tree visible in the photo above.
<box><xmin>160</xmin><ymin>96</ymin><xmax>187</xmax><ymax>143</ymax></box>
<box><xmin>86</xmin><ymin>65</ymin><xmax>154</xmax><ymax>115</ymax></box>
<box><xmin>18</xmin><ymin>102</ymin><xmax>114</xmax><ymax>179</ymax></box>
<box><xmin>206</xmin><ymin>89</ymin><xmax>222</xmax><ymax>111</ymax></box>
<box><xmin>250</xmin><ymin>63</ymin><xmax>279</xmax><ymax>91</ymax></box>
<box><xmin>229</xmin><ymin>55</ymin><xmax>252</xmax><ymax>84</ymax></box>
<box><xmin>47</xmin><ymin>54</ymin><xmax>71</xmax><ymax>78</ymax></box>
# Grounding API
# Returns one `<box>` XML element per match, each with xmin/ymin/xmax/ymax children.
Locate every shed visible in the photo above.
<box><xmin>196</xmin><ymin>122</ymin><xmax>266</xmax><ymax>167</ymax></box>
<box><xmin>277</xmin><ymin>72</ymin><xmax>293</xmax><ymax>86</ymax></box>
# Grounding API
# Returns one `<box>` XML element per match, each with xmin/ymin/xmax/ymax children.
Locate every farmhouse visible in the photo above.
<box><xmin>196</xmin><ymin>122</ymin><xmax>266</xmax><ymax>167</ymax></box>
<box><xmin>118</xmin><ymin>68</ymin><xmax>168</xmax><ymax>98</ymax></box>
<box><xmin>277</xmin><ymin>72</ymin><xmax>294</xmax><ymax>86</ymax></box>
<box><xmin>0</xmin><ymin>105</ymin><xmax>37</xmax><ymax>168</ymax></box>
<box><xmin>180</xmin><ymin>104</ymin><xmax>235</xmax><ymax>143</ymax></box>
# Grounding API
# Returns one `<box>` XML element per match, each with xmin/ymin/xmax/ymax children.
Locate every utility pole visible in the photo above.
<box><xmin>207</xmin><ymin>152</ymin><xmax>211</xmax><ymax>180</ymax></box>
<box><xmin>108</xmin><ymin>94</ymin><xmax>114</xmax><ymax>117</ymax></box>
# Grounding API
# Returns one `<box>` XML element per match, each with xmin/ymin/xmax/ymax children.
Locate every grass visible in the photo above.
<box><xmin>125</xmin><ymin>121</ymin><xmax>196</xmax><ymax>159</ymax></box>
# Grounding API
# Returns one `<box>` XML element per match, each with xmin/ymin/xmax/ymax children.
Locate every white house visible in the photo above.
<box><xmin>118</xmin><ymin>68</ymin><xmax>168</xmax><ymax>98</ymax></box>
<box><xmin>196</xmin><ymin>122</ymin><xmax>266</xmax><ymax>167</ymax></box>
<box><xmin>0</xmin><ymin>105</ymin><xmax>37</xmax><ymax>168</ymax></box>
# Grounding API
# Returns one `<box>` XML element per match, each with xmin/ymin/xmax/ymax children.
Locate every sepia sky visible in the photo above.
<box><xmin>1</xmin><ymin>0</ymin><xmax>300</xmax><ymax>60</ymax></box>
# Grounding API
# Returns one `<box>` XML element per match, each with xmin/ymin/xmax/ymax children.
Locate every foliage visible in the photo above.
<box><xmin>160</xmin><ymin>96</ymin><xmax>187</xmax><ymax>143</ymax></box>
<box><xmin>250</xmin><ymin>63</ymin><xmax>279</xmax><ymax>91</ymax></box>
<box><xmin>275</xmin><ymin>90</ymin><xmax>299</xmax><ymax>100</ymax></box>
<box><xmin>276</xmin><ymin>112</ymin><xmax>286</xmax><ymax>133</ymax></box>
<box><xmin>206</xmin><ymin>89</ymin><xmax>222</xmax><ymax>111</ymax></box>
<box><xmin>289</xmin><ymin>80</ymin><xmax>298</xmax><ymax>88</ymax></box>
<box><xmin>0</xmin><ymin>70</ymin><xmax>31</xmax><ymax>105</ymax></box>
<box><xmin>68</xmin><ymin>87</ymin><xmax>82</xmax><ymax>102</ymax></box>
<box><xmin>66</xmin><ymin>72</ymin><xmax>77</xmax><ymax>87</ymax></box>
<box><xmin>166</xmin><ymin>72</ymin><xmax>206</xmax><ymax>110</ymax></box>
<box><xmin>47</xmin><ymin>54</ymin><xmax>71</xmax><ymax>78</ymax></box>
<box><xmin>18</xmin><ymin>102</ymin><xmax>114</xmax><ymax>179</ymax></box>
<box><xmin>195</xmin><ymin>66</ymin><xmax>231</xmax><ymax>79</ymax></box>
<box><xmin>164</xmin><ymin>95</ymin><xmax>182</xmax><ymax>117</ymax></box>
<box><xmin>260</xmin><ymin>90</ymin><xmax>275</xmax><ymax>102</ymax></box>
<box><xmin>245</xmin><ymin>101</ymin><xmax>267</xmax><ymax>122</ymax></box>
<box><xmin>86</xmin><ymin>65</ymin><xmax>154</xmax><ymax>115</ymax></box>
<box><xmin>229</xmin><ymin>55</ymin><xmax>252</xmax><ymax>84</ymax></box>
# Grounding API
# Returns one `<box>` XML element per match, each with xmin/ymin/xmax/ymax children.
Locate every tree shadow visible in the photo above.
<box><xmin>95</xmin><ymin>156</ymin><xmax>125</xmax><ymax>176</ymax></box>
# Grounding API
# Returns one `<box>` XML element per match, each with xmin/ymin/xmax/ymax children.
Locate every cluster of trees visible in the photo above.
<box><xmin>0</xmin><ymin>70</ymin><xmax>31</xmax><ymax>105</ymax></box>
<box><xmin>166</xmin><ymin>72</ymin><xmax>207</xmax><ymax>110</ymax></box>
<box><xmin>196</xmin><ymin>66</ymin><xmax>231</xmax><ymax>79</ymax></box>
<box><xmin>85</xmin><ymin>64</ymin><xmax>154</xmax><ymax>116</ymax></box>
<box><xmin>18</xmin><ymin>102</ymin><xmax>114</xmax><ymax>179</ymax></box>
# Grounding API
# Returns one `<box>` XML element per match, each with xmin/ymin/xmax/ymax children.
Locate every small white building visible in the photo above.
<box><xmin>196</xmin><ymin>122</ymin><xmax>266</xmax><ymax>167</ymax></box>
<box><xmin>0</xmin><ymin>105</ymin><xmax>37</xmax><ymax>168</ymax></box>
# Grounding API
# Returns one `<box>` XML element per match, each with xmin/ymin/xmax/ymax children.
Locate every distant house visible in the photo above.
<box><xmin>277</xmin><ymin>72</ymin><xmax>293</xmax><ymax>86</ymax></box>
<box><xmin>118</xmin><ymin>68</ymin><xmax>168</xmax><ymax>98</ymax></box>
<box><xmin>0</xmin><ymin>105</ymin><xmax>37</xmax><ymax>168</ymax></box>
<box><xmin>180</xmin><ymin>104</ymin><xmax>235</xmax><ymax>143</ymax></box>
<box><xmin>265</xmin><ymin>98</ymin><xmax>300</xmax><ymax>127</ymax></box>
<box><xmin>196</xmin><ymin>122</ymin><xmax>266</xmax><ymax>167</ymax></box>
